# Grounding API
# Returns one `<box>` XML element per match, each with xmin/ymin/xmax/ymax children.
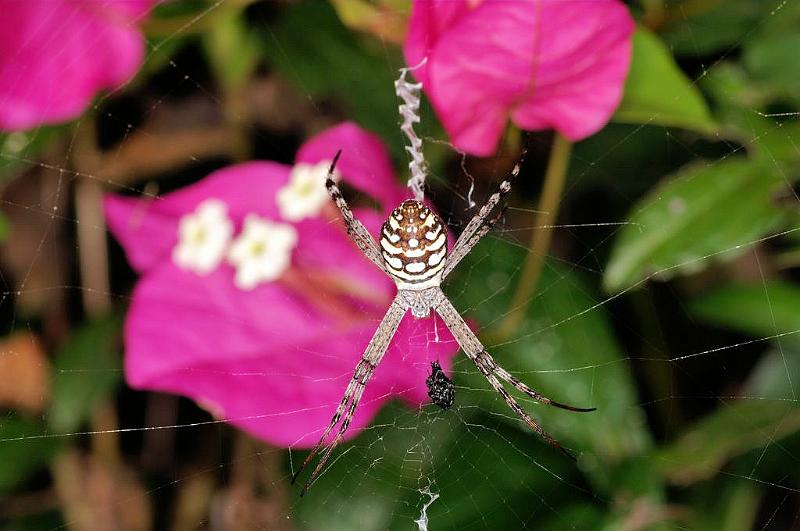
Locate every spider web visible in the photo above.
<box><xmin>1</xmin><ymin>0</ymin><xmax>800</xmax><ymax>529</ymax></box>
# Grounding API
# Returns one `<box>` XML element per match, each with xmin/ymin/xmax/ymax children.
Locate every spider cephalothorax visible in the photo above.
<box><xmin>380</xmin><ymin>200</ymin><xmax>447</xmax><ymax>291</ymax></box>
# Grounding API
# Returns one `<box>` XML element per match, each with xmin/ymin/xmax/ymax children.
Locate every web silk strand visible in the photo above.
<box><xmin>395</xmin><ymin>59</ymin><xmax>428</xmax><ymax>202</ymax></box>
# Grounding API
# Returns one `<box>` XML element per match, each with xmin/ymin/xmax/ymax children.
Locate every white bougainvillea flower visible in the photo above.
<box><xmin>172</xmin><ymin>199</ymin><xmax>233</xmax><ymax>274</ymax></box>
<box><xmin>276</xmin><ymin>160</ymin><xmax>334</xmax><ymax>221</ymax></box>
<box><xmin>227</xmin><ymin>215</ymin><xmax>298</xmax><ymax>290</ymax></box>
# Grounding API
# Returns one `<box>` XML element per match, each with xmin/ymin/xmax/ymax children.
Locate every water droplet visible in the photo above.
<box><xmin>669</xmin><ymin>197</ymin><xmax>686</xmax><ymax>214</ymax></box>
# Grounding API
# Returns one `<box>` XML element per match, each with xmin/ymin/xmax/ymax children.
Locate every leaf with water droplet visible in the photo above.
<box><xmin>604</xmin><ymin>158</ymin><xmax>792</xmax><ymax>293</ymax></box>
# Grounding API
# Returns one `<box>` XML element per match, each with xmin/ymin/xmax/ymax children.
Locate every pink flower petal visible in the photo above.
<box><xmin>125</xmin><ymin>263</ymin><xmax>327</xmax><ymax>387</ymax></box>
<box><xmin>403</xmin><ymin>0</ymin><xmax>470</xmax><ymax>86</ymax></box>
<box><xmin>0</xmin><ymin>0</ymin><xmax>155</xmax><ymax>131</ymax></box>
<box><xmin>295</xmin><ymin>217</ymin><xmax>392</xmax><ymax>298</ymax></box>
<box><xmin>104</xmin><ymin>162</ymin><xmax>291</xmax><ymax>273</ymax></box>
<box><xmin>352</xmin><ymin>207</ymin><xmax>386</xmax><ymax>238</ymax></box>
<box><xmin>296</xmin><ymin>122</ymin><xmax>406</xmax><ymax>210</ymax></box>
<box><xmin>404</xmin><ymin>0</ymin><xmax>634</xmax><ymax>156</ymax></box>
<box><xmin>125</xmin><ymin>261</ymin><xmax>458</xmax><ymax>447</ymax></box>
<box><xmin>510</xmin><ymin>1</ymin><xmax>635</xmax><ymax>141</ymax></box>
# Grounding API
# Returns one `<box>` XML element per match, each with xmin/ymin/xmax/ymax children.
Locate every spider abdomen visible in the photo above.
<box><xmin>380</xmin><ymin>200</ymin><xmax>447</xmax><ymax>289</ymax></box>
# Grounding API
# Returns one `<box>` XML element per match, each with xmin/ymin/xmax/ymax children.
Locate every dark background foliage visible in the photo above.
<box><xmin>1</xmin><ymin>0</ymin><xmax>800</xmax><ymax>529</ymax></box>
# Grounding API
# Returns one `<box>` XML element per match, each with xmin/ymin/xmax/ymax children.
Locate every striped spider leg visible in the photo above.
<box><xmin>292</xmin><ymin>152</ymin><xmax>594</xmax><ymax>495</ymax></box>
<box><xmin>441</xmin><ymin>143</ymin><xmax>527</xmax><ymax>279</ymax></box>
<box><xmin>433</xmin><ymin>294</ymin><xmax>594</xmax><ymax>461</ymax></box>
<box><xmin>291</xmin><ymin>294</ymin><xmax>406</xmax><ymax>496</ymax></box>
<box><xmin>322</xmin><ymin>151</ymin><xmax>391</xmax><ymax>276</ymax></box>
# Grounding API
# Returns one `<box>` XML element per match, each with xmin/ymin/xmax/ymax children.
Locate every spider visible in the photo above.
<box><xmin>291</xmin><ymin>149</ymin><xmax>595</xmax><ymax>495</ymax></box>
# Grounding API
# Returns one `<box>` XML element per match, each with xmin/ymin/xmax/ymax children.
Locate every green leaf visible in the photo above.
<box><xmin>700</xmin><ymin>62</ymin><xmax>800</xmax><ymax>168</ymax></box>
<box><xmin>47</xmin><ymin>316</ymin><xmax>122</xmax><ymax>434</ymax></box>
<box><xmin>447</xmin><ymin>239</ymin><xmax>654</xmax><ymax>492</ymax></box>
<box><xmin>700</xmin><ymin>62</ymin><xmax>757</xmax><ymax>110</ymax></box>
<box><xmin>295</xmin><ymin>401</ymin><xmax>582</xmax><ymax>531</ymax></box>
<box><xmin>538</xmin><ymin>504</ymin><xmax>610</xmax><ymax>531</ymax></box>
<box><xmin>743</xmin><ymin>32</ymin><xmax>800</xmax><ymax>94</ymax></box>
<box><xmin>292</xmin><ymin>402</ymin><xmax>461</xmax><ymax>529</ymax></box>
<box><xmin>690</xmin><ymin>479</ymin><xmax>761</xmax><ymax>531</ymax></box>
<box><xmin>715</xmin><ymin>482</ymin><xmax>762</xmax><ymax>531</ymax></box>
<box><xmin>203</xmin><ymin>10</ymin><xmax>259</xmax><ymax>92</ymax></box>
<box><xmin>745</xmin><ymin>340</ymin><xmax>800</xmax><ymax>401</ymax></box>
<box><xmin>613</xmin><ymin>28</ymin><xmax>716</xmax><ymax>133</ymax></box>
<box><xmin>655</xmin><ymin>401</ymin><xmax>800</xmax><ymax>485</ymax></box>
<box><xmin>689</xmin><ymin>281</ymin><xmax>800</xmax><ymax>338</ymax></box>
<box><xmin>0</xmin><ymin>211</ymin><xmax>9</xmax><ymax>242</ymax></box>
<box><xmin>0</xmin><ymin>417</ymin><xmax>61</xmax><ymax>494</ymax></box>
<box><xmin>387</xmin><ymin>418</ymin><xmax>580</xmax><ymax>531</ymax></box>
<box><xmin>603</xmin><ymin>158</ymin><xmax>791</xmax><ymax>293</ymax></box>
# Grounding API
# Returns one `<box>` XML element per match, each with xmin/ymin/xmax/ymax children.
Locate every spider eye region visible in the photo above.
<box><xmin>380</xmin><ymin>200</ymin><xmax>447</xmax><ymax>290</ymax></box>
<box><xmin>426</xmin><ymin>361</ymin><xmax>455</xmax><ymax>410</ymax></box>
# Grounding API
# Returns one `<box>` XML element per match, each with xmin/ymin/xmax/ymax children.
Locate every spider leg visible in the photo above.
<box><xmin>291</xmin><ymin>296</ymin><xmax>406</xmax><ymax>495</ymax></box>
<box><xmin>443</xmin><ymin>143</ymin><xmax>528</xmax><ymax>279</ymax></box>
<box><xmin>325</xmin><ymin>151</ymin><xmax>390</xmax><ymax>275</ymax></box>
<box><xmin>492</xmin><ymin>365</ymin><xmax>596</xmax><ymax>413</ymax></box>
<box><xmin>434</xmin><ymin>293</ymin><xmax>593</xmax><ymax>460</ymax></box>
<box><xmin>450</xmin><ymin>203</ymin><xmax>508</xmax><ymax>267</ymax></box>
<box><xmin>476</xmin><ymin>354</ymin><xmax>577</xmax><ymax>461</ymax></box>
<box><xmin>299</xmin><ymin>374</ymin><xmax>370</xmax><ymax>494</ymax></box>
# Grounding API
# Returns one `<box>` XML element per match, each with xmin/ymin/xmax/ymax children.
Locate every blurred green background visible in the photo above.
<box><xmin>2</xmin><ymin>0</ymin><xmax>800</xmax><ymax>529</ymax></box>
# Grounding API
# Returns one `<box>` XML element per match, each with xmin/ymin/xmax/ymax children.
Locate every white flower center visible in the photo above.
<box><xmin>172</xmin><ymin>199</ymin><xmax>233</xmax><ymax>274</ymax></box>
<box><xmin>227</xmin><ymin>214</ymin><xmax>298</xmax><ymax>290</ymax></box>
<box><xmin>276</xmin><ymin>160</ymin><xmax>334</xmax><ymax>221</ymax></box>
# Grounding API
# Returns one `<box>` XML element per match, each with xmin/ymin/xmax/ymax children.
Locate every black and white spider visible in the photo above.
<box><xmin>291</xmin><ymin>148</ymin><xmax>596</xmax><ymax>495</ymax></box>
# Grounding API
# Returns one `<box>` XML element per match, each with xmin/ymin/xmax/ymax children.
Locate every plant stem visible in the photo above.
<box><xmin>498</xmin><ymin>133</ymin><xmax>572</xmax><ymax>339</ymax></box>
